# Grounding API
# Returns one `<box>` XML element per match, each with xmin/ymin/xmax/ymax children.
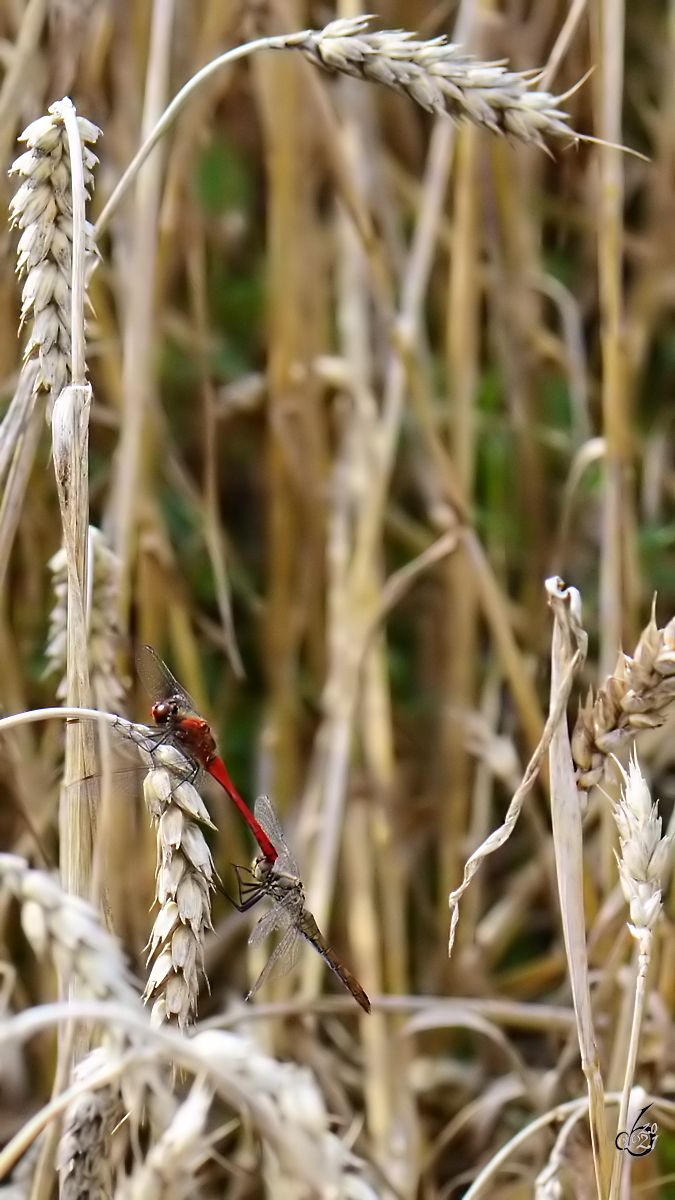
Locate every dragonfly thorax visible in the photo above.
<box><xmin>254</xmin><ymin>856</ymin><xmax>303</xmax><ymax>900</ymax></box>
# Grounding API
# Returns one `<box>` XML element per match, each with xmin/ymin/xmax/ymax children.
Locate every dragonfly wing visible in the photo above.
<box><xmin>248</xmin><ymin>900</ymin><xmax>292</xmax><ymax>949</ymax></box>
<box><xmin>136</xmin><ymin>645</ymin><xmax>202</xmax><ymax>716</ymax></box>
<box><xmin>247</xmin><ymin>924</ymin><xmax>302</xmax><ymax>998</ymax></box>
<box><xmin>254</xmin><ymin>795</ymin><xmax>300</xmax><ymax>875</ymax></box>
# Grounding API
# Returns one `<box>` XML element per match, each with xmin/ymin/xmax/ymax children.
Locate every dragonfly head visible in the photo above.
<box><xmin>151</xmin><ymin>699</ymin><xmax>180</xmax><ymax>726</ymax></box>
<box><xmin>253</xmin><ymin>854</ymin><xmax>274</xmax><ymax>880</ymax></box>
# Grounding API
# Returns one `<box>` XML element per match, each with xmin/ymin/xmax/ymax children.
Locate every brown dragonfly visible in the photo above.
<box><xmin>234</xmin><ymin>795</ymin><xmax>371</xmax><ymax>1014</ymax></box>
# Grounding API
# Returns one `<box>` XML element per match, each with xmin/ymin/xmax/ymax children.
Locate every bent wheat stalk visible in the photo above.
<box><xmin>96</xmin><ymin>17</ymin><xmax>587</xmax><ymax>239</ymax></box>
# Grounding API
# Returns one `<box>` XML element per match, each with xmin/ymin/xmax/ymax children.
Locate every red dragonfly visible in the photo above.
<box><xmin>136</xmin><ymin>645</ymin><xmax>278</xmax><ymax>864</ymax></box>
<box><xmin>234</xmin><ymin>794</ymin><xmax>371</xmax><ymax>1014</ymax></box>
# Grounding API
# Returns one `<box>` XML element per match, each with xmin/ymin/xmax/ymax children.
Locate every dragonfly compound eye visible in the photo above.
<box><xmin>152</xmin><ymin>700</ymin><xmax>180</xmax><ymax>724</ymax></box>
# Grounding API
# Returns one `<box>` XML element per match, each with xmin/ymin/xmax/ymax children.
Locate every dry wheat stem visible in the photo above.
<box><xmin>0</xmin><ymin>360</ymin><xmax>39</xmax><ymax>491</ymax></box>
<box><xmin>547</xmin><ymin>579</ymin><xmax>609</xmax><ymax>1195</ymax></box>
<box><xmin>95</xmin><ymin>19</ymin><xmax>583</xmax><ymax>239</ymax></box>
<box><xmin>0</xmin><ymin>0</ymin><xmax>48</xmax><ymax>166</ymax></box>
<box><xmin>51</xmin><ymin>99</ymin><xmax>87</xmax><ymax>386</ymax></box>
<box><xmin>105</xmin><ymin>0</ymin><xmax>175</xmax><ymax>622</ymax></box>
<box><xmin>0</xmin><ymin>397</ymin><xmax>43</xmax><ymax>599</ymax></box>
<box><xmin>332</xmin><ymin>67</ymin><xmax>405</xmax><ymax>1170</ymax></box>
<box><xmin>534</xmin><ymin>1104</ymin><xmax>589</xmax><ymax>1199</ymax></box>
<box><xmin>447</xmin><ymin>622</ymin><xmax>584</xmax><ymax>955</ymax></box>
<box><xmin>0</xmin><ymin>706</ymin><xmax>170</xmax><ymax>738</ymax></box>
<box><xmin>300</xmin><ymin>91</ymin><xmax>461</xmax><ymax>992</ymax></box>
<box><xmin>460</xmin><ymin>1096</ymin><xmax>626</xmax><ymax>1200</ymax></box>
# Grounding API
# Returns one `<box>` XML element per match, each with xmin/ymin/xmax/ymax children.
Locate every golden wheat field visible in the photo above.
<box><xmin>1</xmin><ymin>0</ymin><xmax>675</xmax><ymax>1197</ymax></box>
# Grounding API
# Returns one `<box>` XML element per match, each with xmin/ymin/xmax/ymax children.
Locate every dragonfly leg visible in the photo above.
<box><xmin>229</xmin><ymin>864</ymin><xmax>264</xmax><ymax>912</ymax></box>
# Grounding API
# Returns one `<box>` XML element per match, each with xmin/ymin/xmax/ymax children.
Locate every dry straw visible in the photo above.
<box><xmin>533</xmin><ymin>1106</ymin><xmax>580</xmax><ymax>1200</ymax></box>
<box><xmin>448</xmin><ymin>581</ymin><xmax>610</xmax><ymax>1192</ymax></box>
<box><xmin>0</xmin><ymin>1138</ymin><xmax>39</xmax><ymax>1199</ymax></box>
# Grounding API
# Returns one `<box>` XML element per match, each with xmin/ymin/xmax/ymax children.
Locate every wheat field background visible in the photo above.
<box><xmin>0</xmin><ymin>0</ymin><xmax>675</xmax><ymax>1197</ymax></box>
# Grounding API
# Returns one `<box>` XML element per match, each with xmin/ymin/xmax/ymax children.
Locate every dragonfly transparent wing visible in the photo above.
<box><xmin>247</xmin><ymin>923</ymin><xmax>302</xmax><ymax>998</ymax></box>
<box><xmin>248</xmin><ymin>894</ymin><xmax>294</xmax><ymax>949</ymax></box>
<box><xmin>253</xmin><ymin>795</ymin><xmax>300</xmax><ymax>875</ymax></box>
<box><xmin>136</xmin><ymin>645</ymin><xmax>202</xmax><ymax>717</ymax></box>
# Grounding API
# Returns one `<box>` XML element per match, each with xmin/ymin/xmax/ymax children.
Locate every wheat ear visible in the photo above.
<box><xmin>138</xmin><ymin>743</ymin><xmax>217</xmax><ymax>1029</ymax></box>
<box><xmin>607</xmin><ymin>752</ymin><xmax>670</xmax><ymax>1200</ymax></box>
<box><xmin>57</xmin><ymin>1047</ymin><xmax>122</xmax><ymax>1200</ymax></box>
<box><xmin>0</xmin><ymin>854</ymin><xmax>136</xmax><ymax>1003</ymax></box>
<box><xmin>9</xmin><ymin>105</ymin><xmax>100</xmax><ymax>411</ymax></box>
<box><xmin>572</xmin><ymin>605</ymin><xmax>675</xmax><ymax>791</ymax></box>
<box><xmin>113</xmin><ymin>1078</ymin><xmax>211</xmax><ymax>1200</ymax></box>
<box><xmin>46</xmin><ymin>526</ymin><xmax>126</xmax><ymax>715</ymax></box>
<box><xmin>96</xmin><ymin>17</ymin><xmax>589</xmax><ymax>240</ymax></box>
<box><xmin>291</xmin><ymin>17</ymin><xmax>575</xmax><ymax>149</ymax></box>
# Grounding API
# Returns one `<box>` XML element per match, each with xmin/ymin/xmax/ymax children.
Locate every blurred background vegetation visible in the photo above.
<box><xmin>3</xmin><ymin>0</ymin><xmax>675</xmax><ymax>1195</ymax></box>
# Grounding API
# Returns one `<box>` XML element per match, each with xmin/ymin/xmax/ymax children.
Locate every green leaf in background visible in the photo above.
<box><xmin>196</xmin><ymin>136</ymin><xmax>253</xmax><ymax>215</ymax></box>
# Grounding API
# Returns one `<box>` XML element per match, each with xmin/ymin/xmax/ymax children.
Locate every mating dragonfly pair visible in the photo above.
<box><xmin>134</xmin><ymin>646</ymin><xmax>370</xmax><ymax>1014</ymax></box>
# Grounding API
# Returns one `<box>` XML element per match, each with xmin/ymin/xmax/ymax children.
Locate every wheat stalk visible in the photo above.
<box><xmin>0</xmin><ymin>1137</ymin><xmax>40</xmax><ymax>1198</ymax></box>
<box><xmin>96</xmin><ymin>17</ymin><xmax>589</xmax><ymax>241</ymax></box>
<box><xmin>534</xmin><ymin>1105</ymin><xmax>589</xmax><ymax>1199</ymax></box>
